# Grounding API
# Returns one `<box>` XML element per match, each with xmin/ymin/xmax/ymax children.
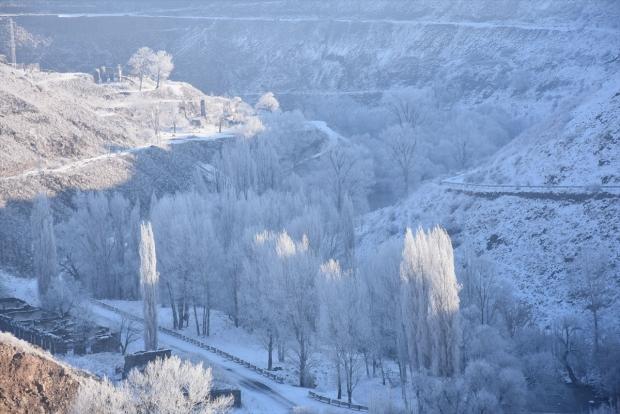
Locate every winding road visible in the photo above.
<box><xmin>89</xmin><ymin>300</ymin><xmax>355</xmax><ymax>413</ymax></box>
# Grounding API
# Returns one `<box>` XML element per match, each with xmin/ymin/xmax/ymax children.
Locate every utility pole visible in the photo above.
<box><xmin>9</xmin><ymin>18</ymin><xmax>16</xmax><ymax>67</ymax></box>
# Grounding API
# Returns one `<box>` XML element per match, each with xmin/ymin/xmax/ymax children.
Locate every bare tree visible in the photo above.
<box><xmin>571</xmin><ymin>250</ymin><xmax>612</xmax><ymax>357</ymax></box>
<box><xmin>148</xmin><ymin>104</ymin><xmax>162</xmax><ymax>143</ymax></box>
<box><xmin>459</xmin><ymin>254</ymin><xmax>498</xmax><ymax>325</ymax></box>
<box><xmin>453</xmin><ymin>135</ymin><xmax>471</xmax><ymax>170</ymax></box>
<box><xmin>326</xmin><ymin>145</ymin><xmax>369</xmax><ymax>212</ymax></box>
<box><xmin>379</xmin><ymin>125</ymin><xmax>417</xmax><ymax>195</ymax></box>
<box><xmin>388</xmin><ymin>96</ymin><xmax>420</xmax><ymax>127</ymax></box>
<box><xmin>553</xmin><ymin>314</ymin><xmax>584</xmax><ymax>386</ymax></box>
<box><xmin>119</xmin><ymin>316</ymin><xmax>140</xmax><ymax>355</ymax></box>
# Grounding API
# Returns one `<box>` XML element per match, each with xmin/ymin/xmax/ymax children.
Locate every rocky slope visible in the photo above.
<box><xmin>0</xmin><ymin>332</ymin><xmax>81</xmax><ymax>414</ymax></box>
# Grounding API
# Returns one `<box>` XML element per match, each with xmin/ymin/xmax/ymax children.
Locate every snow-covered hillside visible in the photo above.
<box><xmin>8</xmin><ymin>1</ymin><xmax>618</xmax><ymax>132</ymax></box>
<box><xmin>359</xmin><ymin>82</ymin><xmax>620</xmax><ymax>324</ymax></box>
<box><xmin>455</xmin><ymin>78</ymin><xmax>620</xmax><ymax>187</ymax></box>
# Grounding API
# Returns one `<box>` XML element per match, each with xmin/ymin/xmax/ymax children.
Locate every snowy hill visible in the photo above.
<box><xmin>7</xmin><ymin>1</ymin><xmax>618</xmax><ymax>133</ymax></box>
<box><xmin>358</xmin><ymin>83</ymin><xmax>620</xmax><ymax>324</ymax></box>
<box><xmin>454</xmin><ymin>78</ymin><xmax>620</xmax><ymax>187</ymax></box>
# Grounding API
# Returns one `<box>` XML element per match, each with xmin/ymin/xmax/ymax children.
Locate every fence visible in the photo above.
<box><xmin>92</xmin><ymin>300</ymin><xmax>285</xmax><ymax>384</ymax></box>
<box><xmin>308</xmin><ymin>391</ymin><xmax>368</xmax><ymax>411</ymax></box>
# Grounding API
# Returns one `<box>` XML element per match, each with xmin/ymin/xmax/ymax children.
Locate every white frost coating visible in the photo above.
<box><xmin>140</xmin><ymin>221</ymin><xmax>159</xmax><ymax>351</ymax></box>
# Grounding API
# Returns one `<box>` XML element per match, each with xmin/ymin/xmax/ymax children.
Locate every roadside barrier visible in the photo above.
<box><xmin>92</xmin><ymin>300</ymin><xmax>285</xmax><ymax>384</ymax></box>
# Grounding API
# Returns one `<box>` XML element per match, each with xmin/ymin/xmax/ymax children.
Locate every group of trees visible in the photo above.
<box><xmin>29</xmin><ymin>96</ymin><xmax>619</xmax><ymax>412</ymax></box>
<box><xmin>128</xmin><ymin>47</ymin><xmax>174</xmax><ymax>90</ymax></box>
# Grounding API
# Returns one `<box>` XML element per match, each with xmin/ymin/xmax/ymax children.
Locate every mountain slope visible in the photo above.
<box><xmin>359</xmin><ymin>82</ymin><xmax>620</xmax><ymax>324</ymax></box>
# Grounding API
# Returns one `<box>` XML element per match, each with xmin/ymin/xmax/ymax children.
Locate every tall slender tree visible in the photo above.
<box><xmin>400</xmin><ymin>226</ymin><xmax>461</xmax><ymax>377</ymax></box>
<box><xmin>31</xmin><ymin>193</ymin><xmax>57</xmax><ymax>298</ymax></box>
<box><xmin>140</xmin><ymin>221</ymin><xmax>159</xmax><ymax>351</ymax></box>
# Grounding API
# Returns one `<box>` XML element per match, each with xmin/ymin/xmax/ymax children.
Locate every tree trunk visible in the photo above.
<box><xmin>299</xmin><ymin>334</ymin><xmax>307</xmax><ymax>387</ymax></box>
<box><xmin>336</xmin><ymin>358</ymin><xmax>342</xmax><ymax>400</ymax></box>
<box><xmin>380</xmin><ymin>359</ymin><xmax>386</xmax><ymax>386</ymax></box>
<box><xmin>278</xmin><ymin>342</ymin><xmax>285</xmax><ymax>362</ymax></box>
<box><xmin>156</xmin><ymin>71</ymin><xmax>160</xmax><ymax>89</ymax></box>
<box><xmin>167</xmin><ymin>282</ymin><xmax>178</xmax><ymax>329</ymax></box>
<box><xmin>139</xmin><ymin>74</ymin><xmax>143</xmax><ymax>91</ymax></box>
<box><xmin>202</xmin><ymin>305</ymin><xmax>210</xmax><ymax>336</ymax></box>
<box><xmin>593</xmin><ymin>309</ymin><xmax>599</xmax><ymax>357</ymax></box>
<box><xmin>193</xmin><ymin>302</ymin><xmax>200</xmax><ymax>336</ymax></box>
<box><xmin>232</xmin><ymin>275</ymin><xmax>239</xmax><ymax>327</ymax></box>
<box><xmin>346</xmin><ymin>355</ymin><xmax>354</xmax><ymax>404</ymax></box>
<box><xmin>267</xmin><ymin>334</ymin><xmax>273</xmax><ymax>370</ymax></box>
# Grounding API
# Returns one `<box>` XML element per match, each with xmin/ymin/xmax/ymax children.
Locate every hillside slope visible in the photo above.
<box><xmin>0</xmin><ymin>332</ymin><xmax>81</xmax><ymax>414</ymax></box>
<box><xmin>0</xmin><ymin>63</ymin><xmax>206</xmax><ymax>179</ymax></box>
<box><xmin>454</xmin><ymin>78</ymin><xmax>620</xmax><ymax>187</ymax></box>
<box><xmin>8</xmin><ymin>1</ymin><xmax>618</xmax><ymax>129</ymax></box>
<box><xmin>359</xmin><ymin>81</ymin><xmax>620</xmax><ymax>324</ymax></box>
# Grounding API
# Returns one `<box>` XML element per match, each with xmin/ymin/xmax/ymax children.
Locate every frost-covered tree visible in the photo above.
<box><xmin>215</xmin><ymin>140</ymin><xmax>257</xmax><ymax>200</ymax></box>
<box><xmin>379</xmin><ymin>125</ymin><xmax>417</xmax><ymax>195</ymax></box>
<box><xmin>241</xmin><ymin>230</ymin><xmax>286</xmax><ymax>369</ymax></box>
<box><xmin>360</xmin><ymin>238</ymin><xmax>404</xmax><ymax>388</ymax></box>
<box><xmin>319</xmin><ymin>259</ymin><xmax>369</xmax><ymax>403</ymax></box>
<box><xmin>72</xmin><ymin>357</ymin><xmax>232</xmax><ymax>414</ymax></box>
<box><xmin>0</xmin><ymin>17</ymin><xmax>50</xmax><ymax>66</ymax></box>
<box><xmin>140</xmin><ymin>221</ymin><xmax>158</xmax><ymax>351</ymax></box>
<box><xmin>128</xmin><ymin>356</ymin><xmax>232</xmax><ymax>414</ymax></box>
<box><xmin>400</xmin><ymin>227</ymin><xmax>461</xmax><ymax>377</ymax></box>
<box><xmin>151</xmin><ymin>50</ymin><xmax>174</xmax><ymax>89</ymax></box>
<box><xmin>71</xmin><ymin>378</ymin><xmax>136</xmax><ymax>414</ymax></box>
<box><xmin>255</xmin><ymin>92</ymin><xmax>280</xmax><ymax>112</ymax></box>
<box><xmin>325</xmin><ymin>145</ymin><xmax>371</xmax><ymax>212</ymax></box>
<box><xmin>275</xmin><ymin>232</ymin><xmax>319</xmax><ymax>387</ymax></box>
<box><xmin>128</xmin><ymin>47</ymin><xmax>155</xmax><ymax>91</ymax></box>
<box><xmin>31</xmin><ymin>193</ymin><xmax>57</xmax><ymax>297</ymax></box>
<box><xmin>147</xmin><ymin>103</ymin><xmax>163</xmax><ymax>142</ymax></box>
<box><xmin>570</xmin><ymin>250</ymin><xmax>612</xmax><ymax>357</ymax></box>
<box><xmin>57</xmin><ymin>192</ymin><xmax>140</xmax><ymax>299</ymax></box>
<box><xmin>41</xmin><ymin>274</ymin><xmax>81</xmax><ymax>317</ymax></box>
<box><xmin>459</xmin><ymin>253</ymin><xmax>498</xmax><ymax>326</ymax></box>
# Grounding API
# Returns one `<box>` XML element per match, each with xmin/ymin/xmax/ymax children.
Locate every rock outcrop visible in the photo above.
<box><xmin>0</xmin><ymin>332</ymin><xmax>80</xmax><ymax>414</ymax></box>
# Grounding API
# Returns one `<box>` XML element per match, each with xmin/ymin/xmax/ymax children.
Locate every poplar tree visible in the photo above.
<box><xmin>140</xmin><ymin>221</ymin><xmax>159</xmax><ymax>351</ymax></box>
<box><xmin>400</xmin><ymin>226</ymin><xmax>461</xmax><ymax>377</ymax></box>
<box><xmin>31</xmin><ymin>193</ymin><xmax>57</xmax><ymax>298</ymax></box>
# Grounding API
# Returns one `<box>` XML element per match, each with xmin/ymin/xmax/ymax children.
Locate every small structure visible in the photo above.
<box><xmin>0</xmin><ymin>297</ymin><xmax>120</xmax><ymax>355</ymax></box>
<box><xmin>123</xmin><ymin>349</ymin><xmax>172</xmax><ymax>379</ymax></box>
<box><xmin>93</xmin><ymin>64</ymin><xmax>124</xmax><ymax>83</ymax></box>
<box><xmin>211</xmin><ymin>389</ymin><xmax>241</xmax><ymax>408</ymax></box>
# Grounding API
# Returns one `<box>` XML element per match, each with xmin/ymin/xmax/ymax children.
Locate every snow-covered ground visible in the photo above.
<box><xmin>0</xmin><ymin>271</ymin><xmax>392</xmax><ymax>413</ymax></box>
